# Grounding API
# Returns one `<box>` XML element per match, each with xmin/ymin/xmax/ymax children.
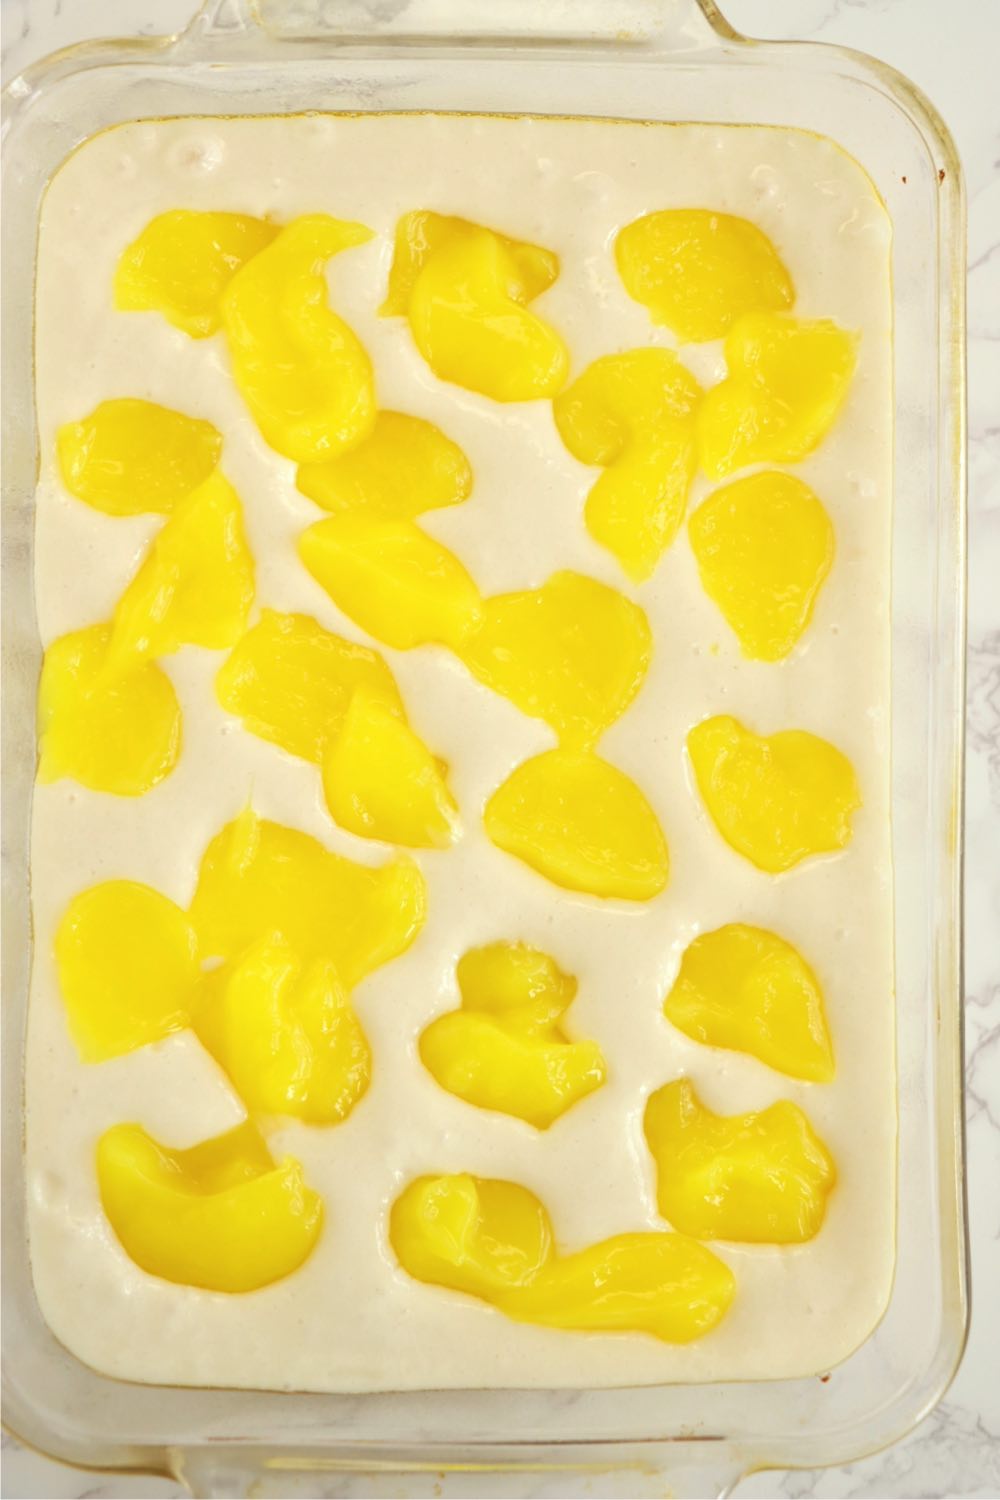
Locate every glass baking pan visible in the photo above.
<box><xmin>0</xmin><ymin>0</ymin><xmax>967</xmax><ymax>1494</ymax></box>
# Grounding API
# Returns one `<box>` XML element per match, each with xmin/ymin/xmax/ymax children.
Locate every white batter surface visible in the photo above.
<box><xmin>28</xmin><ymin>114</ymin><xmax>894</xmax><ymax>1392</ymax></box>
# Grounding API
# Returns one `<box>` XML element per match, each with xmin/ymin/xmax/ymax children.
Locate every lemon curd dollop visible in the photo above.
<box><xmin>485</xmin><ymin>749</ymin><xmax>669</xmax><ymax>901</ymax></box>
<box><xmin>297</xmin><ymin>410</ymin><xmax>473</xmax><ymax>519</ymax></box>
<box><xmin>615</xmin><ymin>209</ymin><xmax>795</xmax><ymax>343</ymax></box>
<box><xmin>643</xmin><ymin>1078</ymin><xmax>836</xmax><ymax>1244</ymax></box>
<box><xmin>107</xmin><ymin>471</ymin><xmax>255</xmax><ymax>669</ymax></box>
<box><xmin>687</xmin><ymin>714</ymin><xmax>861</xmax><ymax>873</ymax></box>
<box><xmin>191</xmin><ymin>938</ymin><xmax>371</xmax><ymax>1126</ymax></box>
<box><xmin>382</xmin><ymin>210</ymin><xmax>569</xmax><ymax>401</ymax></box>
<box><xmin>688</xmin><ymin>471</ymin><xmax>834</xmax><ymax>661</ymax></box>
<box><xmin>57</xmin><ymin>398</ymin><xmax>223</xmax><ymax>517</ymax></box>
<box><xmin>553</xmin><ymin>349</ymin><xmax>702</xmax><ymax>581</ymax></box>
<box><xmin>216</xmin><ymin>609</ymin><xmax>405</xmax><ymax>765</ymax></box>
<box><xmin>97</xmin><ymin>1119</ymin><xmax>323</xmax><ymax>1292</ymax></box>
<box><xmin>298</xmin><ymin>514</ymin><xmax>483</xmax><ymax>652</ymax></box>
<box><xmin>55</xmin><ymin>880</ymin><xmax>197</xmax><ymax>1063</ymax></box>
<box><xmin>115</xmin><ymin>210</ymin><xmax>279</xmax><ymax>338</ymax></box>
<box><xmin>698</xmin><ymin>312</ymin><xmax>858</xmax><ymax>478</ymax></box>
<box><xmin>189</xmin><ymin>807</ymin><xmax>427</xmax><ymax>988</ymax></box>
<box><xmin>390</xmin><ymin>1172</ymin><xmax>735</xmax><ymax>1343</ymax></box>
<box><xmin>664</xmin><ymin>924</ymin><xmax>835</xmax><ymax>1082</ymax></box>
<box><xmin>459</xmin><ymin>571</ymin><xmax>653</xmax><ymax>750</ymax></box>
<box><xmin>322</xmin><ymin>690</ymin><xmax>461</xmax><ymax>850</ymax></box>
<box><xmin>220</xmin><ymin>213</ymin><xmax>376</xmax><ymax>463</ymax></box>
<box><xmin>37</xmin><ymin>623</ymin><xmax>182</xmax><ymax>796</ymax></box>
<box><xmin>419</xmin><ymin>942</ymin><xmax>607</xmax><ymax>1128</ymax></box>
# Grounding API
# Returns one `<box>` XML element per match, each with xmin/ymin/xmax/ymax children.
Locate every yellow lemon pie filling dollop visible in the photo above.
<box><xmin>220</xmin><ymin>214</ymin><xmax>376</xmax><ymax>462</ymax></box>
<box><xmin>459</xmin><ymin>571</ymin><xmax>652</xmax><ymax>749</ymax></box>
<box><xmin>553</xmin><ymin>349</ymin><xmax>702</xmax><ymax>580</ymax></box>
<box><xmin>97</xmin><ymin>1120</ymin><xmax>322</xmax><ymax>1292</ymax></box>
<box><xmin>664</xmin><ymin>923</ymin><xmax>835</xmax><ymax>1082</ymax></box>
<box><xmin>687</xmin><ymin>714</ymin><xmax>861</xmax><ymax>873</ymax></box>
<box><xmin>57</xmin><ymin>398</ymin><xmax>222</xmax><ymax>517</ymax></box>
<box><xmin>297</xmin><ymin>410</ymin><xmax>473</xmax><ymax>519</ymax></box>
<box><xmin>644</xmin><ymin>1078</ymin><xmax>836</xmax><ymax>1243</ymax></box>
<box><xmin>391</xmin><ymin>1172</ymin><xmax>734</xmax><ymax>1342</ymax></box>
<box><xmin>382</xmin><ymin>211</ymin><xmax>569</xmax><ymax>401</ymax></box>
<box><xmin>115</xmin><ymin>210</ymin><xmax>279</xmax><ymax>338</ymax></box>
<box><xmin>192</xmin><ymin>939</ymin><xmax>371</xmax><ymax>1126</ymax></box>
<box><xmin>419</xmin><ymin>942</ymin><xmax>607</xmax><ymax>1128</ymax></box>
<box><xmin>698</xmin><ymin>312</ymin><xmax>858</xmax><ymax>478</ymax></box>
<box><xmin>484</xmin><ymin>749</ymin><xmax>669</xmax><ymax>901</ymax></box>
<box><xmin>688</xmin><ymin>471</ymin><xmax>834</xmax><ymax>660</ymax></box>
<box><xmin>615</xmin><ymin>209</ymin><xmax>794</xmax><ymax>343</ymax></box>
<box><xmin>37</xmin><ymin>623</ymin><xmax>182</xmax><ymax>796</ymax></box>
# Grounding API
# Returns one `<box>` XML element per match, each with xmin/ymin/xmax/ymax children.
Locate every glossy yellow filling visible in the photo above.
<box><xmin>220</xmin><ymin>214</ymin><xmax>376</xmax><ymax>462</ymax></box>
<box><xmin>55</xmin><ymin>880</ymin><xmax>197</xmax><ymax>1063</ymax></box>
<box><xmin>419</xmin><ymin>942</ymin><xmax>606</xmax><ymax>1128</ymax></box>
<box><xmin>687</xmin><ymin>714</ymin><xmax>861</xmax><ymax>873</ymax></box>
<box><xmin>664</xmin><ymin>924</ymin><xmax>835</xmax><ymax>1083</ymax></box>
<box><xmin>698</xmin><ymin>312</ymin><xmax>858</xmax><ymax>478</ymax></box>
<box><xmin>382</xmin><ymin>211</ymin><xmax>569</xmax><ymax>401</ymax></box>
<box><xmin>297</xmin><ymin>410</ymin><xmax>473</xmax><ymax>519</ymax></box>
<box><xmin>391</xmin><ymin>1173</ymin><xmax>734</xmax><ymax>1342</ymax></box>
<box><xmin>115</xmin><ymin>210</ymin><xmax>279</xmax><ymax>338</ymax></box>
<box><xmin>37</xmin><ymin>624</ymin><xmax>182</xmax><ymax>796</ymax></box>
<box><xmin>55</xmin><ymin>809</ymin><xmax>426</xmax><ymax>1072</ymax></box>
<box><xmin>459</xmin><ymin>571</ymin><xmax>652</xmax><ymax>750</ymax></box>
<box><xmin>190</xmin><ymin>807</ymin><xmax>426</xmax><ymax>987</ymax></box>
<box><xmin>688</xmin><ymin>471</ymin><xmax>834</xmax><ymax>660</ymax></box>
<box><xmin>97</xmin><ymin>1120</ymin><xmax>322</xmax><ymax>1292</ymax></box>
<box><xmin>484</xmin><ymin>749</ymin><xmax>669</xmax><ymax>901</ymax></box>
<box><xmin>615</xmin><ymin>209</ymin><xmax>794</xmax><ymax>342</ymax></box>
<box><xmin>108</xmin><ymin>471</ymin><xmax>255</xmax><ymax>669</ymax></box>
<box><xmin>299</xmin><ymin>514</ymin><xmax>483</xmax><ymax>651</ymax></box>
<box><xmin>643</xmin><ymin>1079</ymin><xmax>836</xmax><ymax>1243</ymax></box>
<box><xmin>57</xmin><ymin>398</ymin><xmax>222</xmax><ymax>517</ymax></box>
<box><xmin>553</xmin><ymin>349</ymin><xmax>702</xmax><ymax>580</ymax></box>
<box><xmin>192</xmin><ymin>940</ymin><xmax>371</xmax><ymax>1126</ymax></box>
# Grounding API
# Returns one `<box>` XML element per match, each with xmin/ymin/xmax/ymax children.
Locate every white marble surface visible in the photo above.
<box><xmin>2</xmin><ymin>0</ymin><xmax>998</xmax><ymax>1496</ymax></box>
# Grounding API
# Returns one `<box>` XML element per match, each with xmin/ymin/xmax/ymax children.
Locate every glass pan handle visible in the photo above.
<box><xmin>191</xmin><ymin>0</ymin><xmax>731</xmax><ymax>45</ymax></box>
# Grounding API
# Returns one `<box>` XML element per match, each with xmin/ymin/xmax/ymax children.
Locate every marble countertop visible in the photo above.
<box><xmin>2</xmin><ymin>0</ymin><xmax>998</xmax><ymax>1496</ymax></box>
